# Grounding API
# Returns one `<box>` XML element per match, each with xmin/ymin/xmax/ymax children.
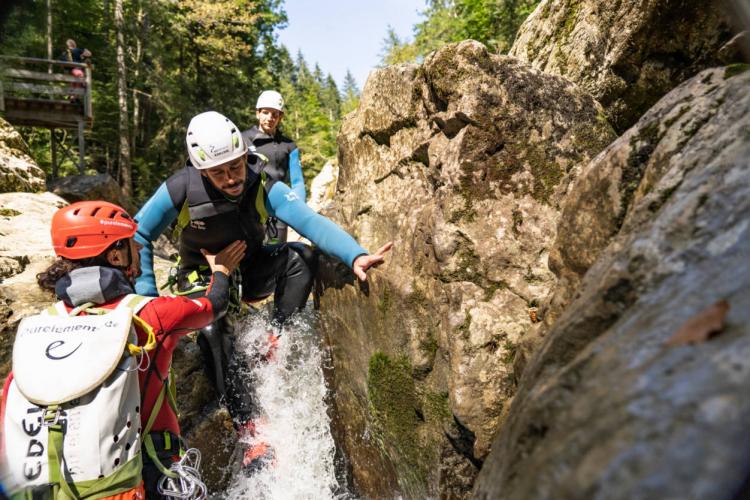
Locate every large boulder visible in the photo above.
<box><xmin>0</xmin><ymin>117</ymin><xmax>45</xmax><ymax>193</ymax></box>
<box><xmin>318</xmin><ymin>40</ymin><xmax>616</xmax><ymax>498</ymax></box>
<box><xmin>308</xmin><ymin>159</ymin><xmax>339</xmax><ymax>212</ymax></box>
<box><xmin>0</xmin><ymin>192</ymin><xmax>67</xmax><ymax>376</ymax></box>
<box><xmin>509</xmin><ymin>0</ymin><xmax>740</xmax><ymax>132</ymax></box>
<box><xmin>473</xmin><ymin>67</ymin><xmax>750</xmax><ymax>499</ymax></box>
<box><xmin>48</xmin><ymin>173</ymin><xmax>133</xmax><ymax>212</ymax></box>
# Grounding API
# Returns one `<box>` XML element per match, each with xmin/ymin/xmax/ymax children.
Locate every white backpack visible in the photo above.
<box><xmin>1</xmin><ymin>294</ymin><xmax>155</xmax><ymax>499</ymax></box>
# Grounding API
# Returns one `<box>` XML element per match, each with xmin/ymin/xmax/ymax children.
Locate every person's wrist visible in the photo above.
<box><xmin>213</xmin><ymin>267</ymin><xmax>230</xmax><ymax>276</ymax></box>
<box><xmin>352</xmin><ymin>252</ymin><xmax>368</xmax><ymax>268</ymax></box>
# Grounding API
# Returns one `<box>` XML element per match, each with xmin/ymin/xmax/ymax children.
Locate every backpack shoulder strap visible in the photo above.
<box><xmin>256</xmin><ymin>170</ymin><xmax>269</xmax><ymax>226</ymax></box>
<box><xmin>116</xmin><ymin>294</ymin><xmax>158</xmax><ymax>356</ymax></box>
<box><xmin>44</xmin><ymin>301</ymin><xmax>68</xmax><ymax>316</ymax></box>
<box><xmin>117</xmin><ymin>294</ymin><xmax>155</xmax><ymax>314</ymax></box>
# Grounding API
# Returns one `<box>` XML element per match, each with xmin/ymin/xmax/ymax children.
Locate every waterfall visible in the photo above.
<box><xmin>222</xmin><ymin>309</ymin><xmax>354</xmax><ymax>499</ymax></box>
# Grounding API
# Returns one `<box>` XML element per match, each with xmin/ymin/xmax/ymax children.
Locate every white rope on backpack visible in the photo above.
<box><xmin>156</xmin><ymin>448</ymin><xmax>207</xmax><ymax>499</ymax></box>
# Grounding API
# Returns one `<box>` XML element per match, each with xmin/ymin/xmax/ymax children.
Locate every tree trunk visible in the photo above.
<box><xmin>115</xmin><ymin>0</ymin><xmax>131</xmax><ymax>197</ymax></box>
<box><xmin>46</xmin><ymin>0</ymin><xmax>52</xmax><ymax>73</ymax></box>
<box><xmin>131</xmin><ymin>2</ymin><xmax>144</xmax><ymax>153</ymax></box>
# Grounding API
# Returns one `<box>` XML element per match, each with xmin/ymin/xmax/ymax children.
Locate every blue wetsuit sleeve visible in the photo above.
<box><xmin>134</xmin><ymin>182</ymin><xmax>179</xmax><ymax>296</ymax></box>
<box><xmin>266</xmin><ymin>182</ymin><xmax>367</xmax><ymax>267</ymax></box>
<box><xmin>288</xmin><ymin>148</ymin><xmax>306</xmax><ymax>201</ymax></box>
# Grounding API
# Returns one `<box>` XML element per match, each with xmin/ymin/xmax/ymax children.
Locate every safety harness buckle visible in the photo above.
<box><xmin>41</xmin><ymin>406</ymin><xmax>63</xmax><ymax>427</ymax></box>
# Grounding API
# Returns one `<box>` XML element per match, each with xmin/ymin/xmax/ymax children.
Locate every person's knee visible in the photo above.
<box><xmin>285</xmin><ymin>245</ymin><xmax>315</xmax><ymax>283</ymax></box>
<box><xmin>287</xmin><ymin>243</ymin><xmax>318</xmax><ymax>274</ymax></box>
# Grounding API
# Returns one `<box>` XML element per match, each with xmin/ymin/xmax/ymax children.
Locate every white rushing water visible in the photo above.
<box><xmin>222</xmin><ymin>309</ymin><xmax>353</xmax><ymax>499</ymax></box>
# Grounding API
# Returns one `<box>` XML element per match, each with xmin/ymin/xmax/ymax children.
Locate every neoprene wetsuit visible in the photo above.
<box><xmin>133</xmin><ymin>155</ymin><xmax>366</xmax><ymax>424</ymax></box>
<box><xmin>242</xmin><ymin>125</ymin><xmax>305</xmax><ymax>243</ymax></box>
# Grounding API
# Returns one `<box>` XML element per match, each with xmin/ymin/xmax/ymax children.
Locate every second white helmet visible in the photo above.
<box><xmin>256</xmin><ymin>90</ymin><xmax>284</xmax><ymax>112</ymax></box>
<box><xmin>186</xmin><ymin>111</ymin><xmax>246</xmax><ymax>170</ymax></box>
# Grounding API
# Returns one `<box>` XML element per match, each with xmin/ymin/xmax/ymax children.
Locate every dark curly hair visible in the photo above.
<box><xmin>36</xmin><ymin>239</ymin><xmax>128</xmax><ymax>293</ymax></box>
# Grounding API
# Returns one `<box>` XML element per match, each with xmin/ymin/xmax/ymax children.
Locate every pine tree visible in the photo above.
<box><xmin>341</xmin><ymin>70</ymin><xmax>360</xmax><ymax>116</ymax></box>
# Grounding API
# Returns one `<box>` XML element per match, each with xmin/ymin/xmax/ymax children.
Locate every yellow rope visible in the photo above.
<box><xmin>128</xmin><ymin>314</ymin><xmax>157</xmax><ymax>355</ymax></box>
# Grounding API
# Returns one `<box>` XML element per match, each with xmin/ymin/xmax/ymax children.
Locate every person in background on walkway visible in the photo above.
<box><xmin>59</xmin><ymin>38</ymin><xmax>91</xmax><ymax>100</ymax></box>
<box><xmin>242</xmin><ymin>90</ymin><xmax>304</xmax><ymax>243</ymax></box>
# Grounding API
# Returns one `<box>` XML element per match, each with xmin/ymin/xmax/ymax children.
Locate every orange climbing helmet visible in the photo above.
<box><xmin>51</xmin><ymin>201</ymin><xmax>137</xmax><ymax>260</ymax></box>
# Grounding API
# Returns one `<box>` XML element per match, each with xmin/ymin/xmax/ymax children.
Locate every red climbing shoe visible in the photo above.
<box><xmin>243</xmin><ymin>440</ymin><xmax>273</xmax><ymax>467</ymax></box>
<box><xmin>259</xmin><ymin>331</ymin><xmax>280</xmax><ymax>362</ymax></box>
<box><xmin>238</xmin><ymin>420</ymin><xmax>274</xmax><ymax>472</ymax></box>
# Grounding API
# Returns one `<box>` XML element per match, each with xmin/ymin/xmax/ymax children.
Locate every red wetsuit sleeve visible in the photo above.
<box><xmin>136</xmin><ymin>272</ymin><xmax>231</xmax><ymax>436</ymax></box>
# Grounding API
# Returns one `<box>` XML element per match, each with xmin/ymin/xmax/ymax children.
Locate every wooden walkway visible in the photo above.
<box><xmin>0</xmin><ymin>56</ymin><xmax>93</xmax><ymax>174</ymax></box>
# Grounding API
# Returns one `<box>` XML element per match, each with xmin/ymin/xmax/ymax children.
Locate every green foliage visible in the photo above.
<box><xmin>1</xmin><ymin>1</ymin><xmax>359</xmax><ymax>204</ymax></box>
<box><xmin>381</xmin><ymin>0</ymin><xmax>540</xmax><ymax>64</ymax></box>
<box><xmin>275</xmin><ymin>50</ymin><xmax>349</xmax><ymax>183</ymax></box>
<box><xmin>341</xmin><ymin>70</ymin><xmax>361</xmax><ymax>116</ymax></box>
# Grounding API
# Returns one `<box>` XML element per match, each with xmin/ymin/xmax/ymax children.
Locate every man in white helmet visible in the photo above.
<box><xmin>242</xmin><ymin>90</ymin><xmax>304</xmax><ymax>243</ymax></box>
<box><xmin>134</xmin><ymin>110</ymin><xmax>392</xmax><ymax>471</ymax></box>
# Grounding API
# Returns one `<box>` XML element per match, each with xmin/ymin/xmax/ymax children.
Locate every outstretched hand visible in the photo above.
<box><xmin>201</xmin><ymin>240</ymin><xmax>247</xmax><ymax>277</ymax></box>
<box><xmin>352</xmin><ymin>242</ymin><xmax>393</xmax><ymax>281</ymax></box>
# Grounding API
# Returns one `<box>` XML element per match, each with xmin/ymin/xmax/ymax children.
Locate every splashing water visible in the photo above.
<box><xmin>222</xmin><ymin>309</ymin><xmax>354</xmax><ymax>499</ymax></box>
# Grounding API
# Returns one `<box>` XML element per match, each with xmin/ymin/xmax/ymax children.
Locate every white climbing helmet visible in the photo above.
<box><xmin>185</xmin><ymin>111</ymin><xmax>246</xmax><ymax>170</ymax></box>
<box><xmin>256</xmin><ymin>90</ymin><xmax>284</xmax><ymax>112</ymax></box>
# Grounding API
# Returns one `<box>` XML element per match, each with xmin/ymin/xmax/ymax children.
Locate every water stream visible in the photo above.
<box><xmin>220</xmin><ymin>309</ymin><xmax>354</xmax><ymax>499</ymax></box>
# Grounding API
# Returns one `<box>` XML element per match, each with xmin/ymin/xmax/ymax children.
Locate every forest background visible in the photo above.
<box><xmin>0</xmin><ymin>0</ymin><xmax>538</xmax><ymax>204</ymax></box>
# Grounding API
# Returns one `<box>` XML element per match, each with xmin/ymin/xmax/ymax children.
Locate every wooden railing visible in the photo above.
<box><xmin>0</xmin><ymin>55</ymin><xmax>92</xmax><ymax>128</ymax></box>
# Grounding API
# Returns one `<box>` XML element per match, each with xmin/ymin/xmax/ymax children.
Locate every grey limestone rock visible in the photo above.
<box><xmin>510</xmin><ymin>0</ymin><xmax>739</xmax><ymax>132</ymax></box>
<box><xmin>0</xmin><ymin>117</ymin><xmax>45</xmax><ymax>193</ymax></box>
<box><xmin>473</xmin><ymin>68</ymin><xmax>750</xmax><ymax>500</ymax></box>
<box><xmin>318</xmin><ymin>40</ymin><xmax>616</xmax><ymax>498</ymax></box>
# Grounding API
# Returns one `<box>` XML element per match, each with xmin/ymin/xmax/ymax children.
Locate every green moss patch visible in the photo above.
<box><xmin>367</xmin><ymin>351</ymin><xmax>453</xmax><ymax>492</ymax></box>
<box><xmin>368</xmin><ymin>352</ymin><xmax>425</xmax><ymax>478</ymax></box>
<box><xmin>725</xmin><ymin>63</ymin><xmax>750</xmax><ymax>80</ymax></box>
<box><xmin>0</xmin><ymin>209</ymin><xmax>21</xmax><ymax>217</ymax></box>
<box><xmin>377</xmin><ymin>284</ymin><xmax>392</xmax><ymax>315</ymax></box>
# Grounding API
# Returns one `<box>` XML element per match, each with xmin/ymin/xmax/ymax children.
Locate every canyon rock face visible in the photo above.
<box><xmin>0</xmin><ymin>117</ymin><xmax>45</xmax><ymax>193</ymax></box>
<box><xmin>473</xmin><ymin>67</ymin><xmax>750</xmax><ymax>500</ymax></box>
<box><xmin>509</xmin><ymin>0</ymin><xmax>740</xmax><ymax>132</ymax></box>
<box><xmin>0</xmin><ymin>192</ymin><xmax>67</xmax><ymax>376</ymax></box>
<box><xmin>317</xmin><ymin>40</ymin><xmax>616</xmax><ymax>498</ymax></box>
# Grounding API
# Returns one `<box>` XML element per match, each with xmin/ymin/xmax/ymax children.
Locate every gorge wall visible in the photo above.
<box><xmin>318</xmin><ymin>1</ymin><xmax>748</xmax><ymax>498</ymax></box>
<box><xmin>317</xmin><ymin>40</ymin><xmax>615</xmax><ymax>498</ymax></box>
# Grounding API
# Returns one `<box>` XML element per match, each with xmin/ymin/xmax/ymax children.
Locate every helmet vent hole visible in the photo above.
<box><xmin>120</xmin><ymin>213</ymin><xmax>131</xmax><ymax>220</ymax></box>
<box><xmin>109</xmin><ymin>210</ymin><xmax>118</xmax><ymax>218</ymax></box>
<box><xmin>66</xmin><ymin>236</ymin><xmax>77</xmax><ymax>248</ymax></box>
<box><xmin>90</xmin><ymin>207</ymin><xmax>100</xmax><ymax>216</ymax></box>
<box><xmin>73</xmin><ymin>208</ymin><xmax>80</xmax><ymax>215</ymax></box>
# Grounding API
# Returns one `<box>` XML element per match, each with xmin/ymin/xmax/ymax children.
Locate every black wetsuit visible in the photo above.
<box><xmin>134</xmin><ymin>157</ymin><xmax>365</xmax><ymax>424</ymax></box>
<box><xmin>242</xmin><ymin>125</ymin><xmax>305</xmax><ymax>243</ymax></box>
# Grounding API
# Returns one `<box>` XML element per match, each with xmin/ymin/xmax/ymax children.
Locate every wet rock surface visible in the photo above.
<box><xmin>473</xmin><ymin>68</ymin><xmax>750</xmax><ymax>500</ymax></box>
<box><xmin>510</xmin><ymin>0</ymin><xmax>740</xmax><ymax>132</ymax></box>
<box><xmin>317</xmin><ymin>40</ymin><xmax>615</xmax><ymax>498</ymax></box>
